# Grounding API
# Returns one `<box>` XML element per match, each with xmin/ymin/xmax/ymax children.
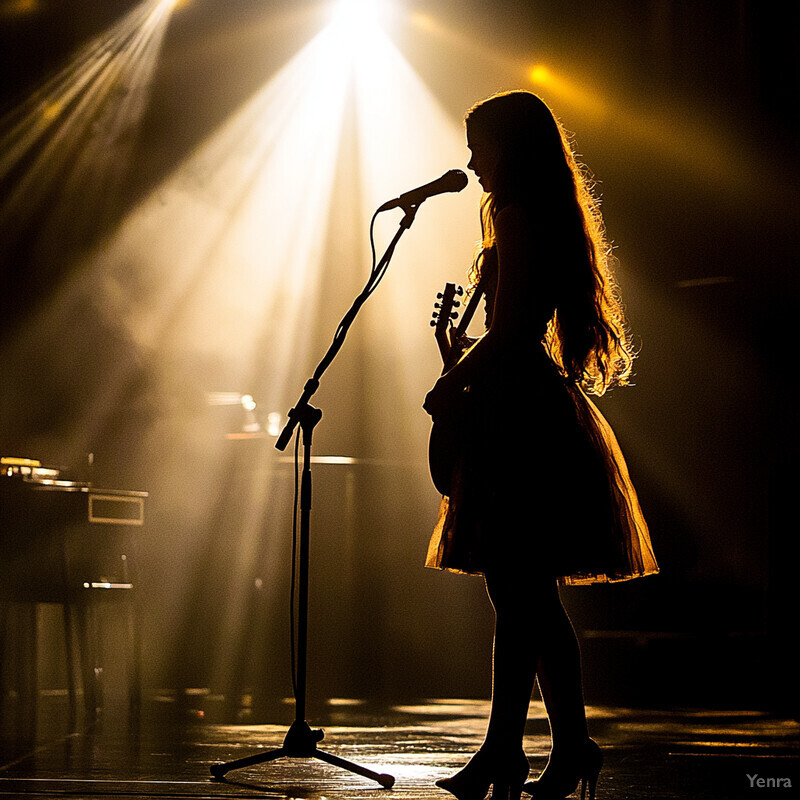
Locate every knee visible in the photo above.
<box><xmin>485</xmin><ymin>569</ymin><xmax>561</xmax><ymax>619</ymax></box>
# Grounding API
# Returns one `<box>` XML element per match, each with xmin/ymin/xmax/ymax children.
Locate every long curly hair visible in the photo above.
<box><xmin>465</xmin><ymin>90</ymin><xmax>635</xmax><ymax>396</ymax></box>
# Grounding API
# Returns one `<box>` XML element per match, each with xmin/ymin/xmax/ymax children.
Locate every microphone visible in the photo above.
<box><xmin>378</xmin><ymin>169</ymin><xmax>469</xmax><ymax>212</ymax></box>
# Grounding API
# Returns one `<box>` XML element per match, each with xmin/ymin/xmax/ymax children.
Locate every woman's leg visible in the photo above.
<box><xmin>524</xmin><ymin>590</ymin><xmax>601</xmax><ymax>800</ymax></box>
<box><xmin>482</xmin><ymin>569</ymin><xmax>539</xmax><ymax>755</ymax></box>
<box><xmin>435</xmin><ymin>569</ymin><xmax>541</xmax><ymax>799</ymax></box>
<box><xmin>483</xmin><ymin>571</ymin><xmax>588</xmax><ymax>755</ymax></box>
<box><xmin>534</xmin><ymin>599</ymin><xmax>589</xmax><ymax>753</ymax></box>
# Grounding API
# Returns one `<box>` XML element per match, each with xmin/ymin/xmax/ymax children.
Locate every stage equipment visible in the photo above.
<box><xmin>0</xmin><ymin>458</ymin><xmax>146</xmax><ymax>722</ymax></box>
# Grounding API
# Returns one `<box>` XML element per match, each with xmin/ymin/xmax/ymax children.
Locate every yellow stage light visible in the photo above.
<box><xmin>528</xmin><ymin>63</ymin><xmax>608</xmax><ymax>118</ymax></box>
<box><xmin>329</xmin><ymin>0</ymin><xmax>384</xmax><ymax>48</ymax></box>
<box><xmin>0</xmin><ymin>0</ymin><xmax>39</xmax><ymax>17</ymax></box>
<box><xmin>529</xmin><ymin>64</ymin><xmax>551</xmax><ymax>84</ymax></box>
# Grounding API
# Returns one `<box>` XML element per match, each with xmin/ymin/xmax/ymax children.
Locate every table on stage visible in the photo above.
<box><xmin>1</xmin><ymin>457</ymin><xmax>147</xmax><ymax>721</ymax></box>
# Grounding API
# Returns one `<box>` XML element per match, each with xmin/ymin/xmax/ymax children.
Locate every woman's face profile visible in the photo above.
<box><xmin>466</xmin><ymin>126</ymin><xmax>501</xmax><ymax>194</ymax></box>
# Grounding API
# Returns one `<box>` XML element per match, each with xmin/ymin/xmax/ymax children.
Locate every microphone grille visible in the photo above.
<box><xmin>446</xmin><ymin>169</ymin><xmax>469</xmax><ymax>192</ymax></box>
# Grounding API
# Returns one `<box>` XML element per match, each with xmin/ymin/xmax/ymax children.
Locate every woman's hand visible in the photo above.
<box><xmin>423</xmin><ymin>378</ymin><xmax>444</xmax><ymax>418</ymax></box>
<box><xmin>424</xmin><ymin>373</ymin><xmax>460</xmax><ymax>418</ymax></box>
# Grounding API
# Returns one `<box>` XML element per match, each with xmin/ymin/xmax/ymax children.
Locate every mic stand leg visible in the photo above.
<box><xmin>210</xmin><ymin>403</ymin><xmax>395</xmax><ymax>788</ymax></box>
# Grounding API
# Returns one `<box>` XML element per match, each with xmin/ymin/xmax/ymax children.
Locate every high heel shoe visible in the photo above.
<box><xmin>523</xmin><ymin>739</ymin><xmax>602</xmax><ymax>800</ymax></box>
<box><xmin>436</xmin><ymin>749</ymin><xmax>530</xmax><ymax>800</ymax></box>
<box><xmin>487</xmin><ymin>765</ymin><xmax>529</xmax><ymax>800</ymax></box>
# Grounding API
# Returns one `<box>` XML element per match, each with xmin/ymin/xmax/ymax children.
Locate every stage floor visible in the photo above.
<box><xmin>1</xmin><ymin>695</ymin><xmax>798</xmax><ymax>799</ymax></box>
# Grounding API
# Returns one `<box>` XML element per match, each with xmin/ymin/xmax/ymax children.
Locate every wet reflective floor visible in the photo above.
<box><xmin>1</xmin><ymin>695</ymin><xmax>798</xmax><ymax>799</ymax></box>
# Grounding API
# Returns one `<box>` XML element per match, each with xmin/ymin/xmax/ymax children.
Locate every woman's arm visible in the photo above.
<box><xmin>424</xmin><ymin>203</ymin><xmax>531</xmax><ymax>414</ymax></box>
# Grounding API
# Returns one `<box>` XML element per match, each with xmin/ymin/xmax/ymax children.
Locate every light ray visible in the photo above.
<box><xmin>2</xmin><ymin>1</ymin><xmax>485</xmax><ymax>697</ymax></box>
<box><xmin>58</xmin><ymin>23</ymin><xmax>358</xmax><ymax>683</ymax></box>
<box><xmin>409</xmin><ymin>11</ymin><xmax>771</xmax><ymax>201</ymax></box>
<box><xmin>0</xmin><ymin>0</ymin><xmax>178</xmax><ymax>258</ymax></box>
<box><xmin>350</xmin><ymin>23</ymin><xmax>481</xmax><ymax>464</ymax></box>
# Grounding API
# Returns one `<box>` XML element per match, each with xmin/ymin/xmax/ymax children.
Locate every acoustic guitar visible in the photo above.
<box><xmin>427</xmin><ymin>280</ymin><xmax>485</xmax><ymax>495</ymax></box>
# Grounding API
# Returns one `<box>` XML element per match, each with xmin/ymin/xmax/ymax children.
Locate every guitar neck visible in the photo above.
<box><xmin>441</xmin><ymin>281</ymin><xmax>485</xmax><ymax>372</ymax></box>
<box><xmin>454</xmin><ymin>282</ymin><xmax>484</xmax><ymax>338</ymax></box>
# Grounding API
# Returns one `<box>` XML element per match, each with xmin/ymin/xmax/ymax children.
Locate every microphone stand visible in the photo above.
<box><xmin>210</xmin><ymin>204</ymin><xmax>420</xmax><ymax>786</ymax></box>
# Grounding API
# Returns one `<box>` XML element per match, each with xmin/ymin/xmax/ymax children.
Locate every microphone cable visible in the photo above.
<box><xmin>286</xmin><ymin>204</ymin><xmax>383</xmax><ymax>700</ymax></box>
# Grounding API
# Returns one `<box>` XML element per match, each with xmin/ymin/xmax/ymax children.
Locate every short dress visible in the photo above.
<box><xmin>425</xmin><ymin>250</ymin><xmax>658</xmax><ymax>586</ymax></box>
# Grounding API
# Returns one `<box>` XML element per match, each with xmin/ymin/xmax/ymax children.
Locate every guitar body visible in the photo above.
<box><xmin>428</xmin><ymin>386</ymin><xmax>470</xmax><ymax>496</ymax></box>
<box><xmin>427</xmin><ymin>281</ymin><xmax>483</xmax><ymax>496</ymax></box>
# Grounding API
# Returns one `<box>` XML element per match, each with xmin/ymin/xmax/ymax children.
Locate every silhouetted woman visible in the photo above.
<box><xmin>424</xmin><ymin>91</ymin><xmax>658</xmax><ymax>800</ymax></box>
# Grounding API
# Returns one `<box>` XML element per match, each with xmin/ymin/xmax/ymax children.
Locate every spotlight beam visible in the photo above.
<box><xmin>0</xmin><ymin>0</ymin><xmax>176</xmax><ymax>262</ymax></box>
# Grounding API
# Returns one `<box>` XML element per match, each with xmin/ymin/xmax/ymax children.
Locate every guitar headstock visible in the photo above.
<box><xmin>431</xmin><ymin>282</ymin><xmax>463</xmax><ymax>362</ymax></box>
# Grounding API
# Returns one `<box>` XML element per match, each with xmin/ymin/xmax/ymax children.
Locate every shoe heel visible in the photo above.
<box><xmin>487</xmin><ymin>755</ymin><xmax>528</xmax><ymax>800</ymax></box>
<box><xmin>527</xmin><ymin>739</ymin><xmax>602</xmax><ymax>800</ymax></box>
<box><xmin>488</xmin><ymin>780</ymin><xmax>523</xmax><ymax>800</ymax></box>
<box><xmin>436</xmin><ymin>751</ymin><xmax>527</xmax><ymax>800</ymax></box>
<box><xmin>581</xmin><ymin>771</ymin><xmax>599</xmax><ymax>800</ymax></box>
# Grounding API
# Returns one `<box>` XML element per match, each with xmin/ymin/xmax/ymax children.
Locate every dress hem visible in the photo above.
<box><xmin>423</xmin><ymin>561</ymin><xmax>661</xmax><ymax>586</ymax></box>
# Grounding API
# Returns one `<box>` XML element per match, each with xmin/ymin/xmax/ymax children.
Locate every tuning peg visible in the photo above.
<box><xmin>455</xmin><ymin>285</ymin><xmax>464</xmax><ymax>295</ymax></box>
<box><xmin>436</xmin><ymin>292</ymin><xmax>444</xmax><ymax>299</ymax></box>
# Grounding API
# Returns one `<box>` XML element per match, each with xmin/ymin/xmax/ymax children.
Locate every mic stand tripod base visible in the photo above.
<box><xmin>210</xmin><ymin>398</ymin><xmax>394</xmax><ymax>789</ymax></box>
<box><xmin>210</xmin><ymin>719</ymin><xmax>395</xmax><ymax>788</ymax></box>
